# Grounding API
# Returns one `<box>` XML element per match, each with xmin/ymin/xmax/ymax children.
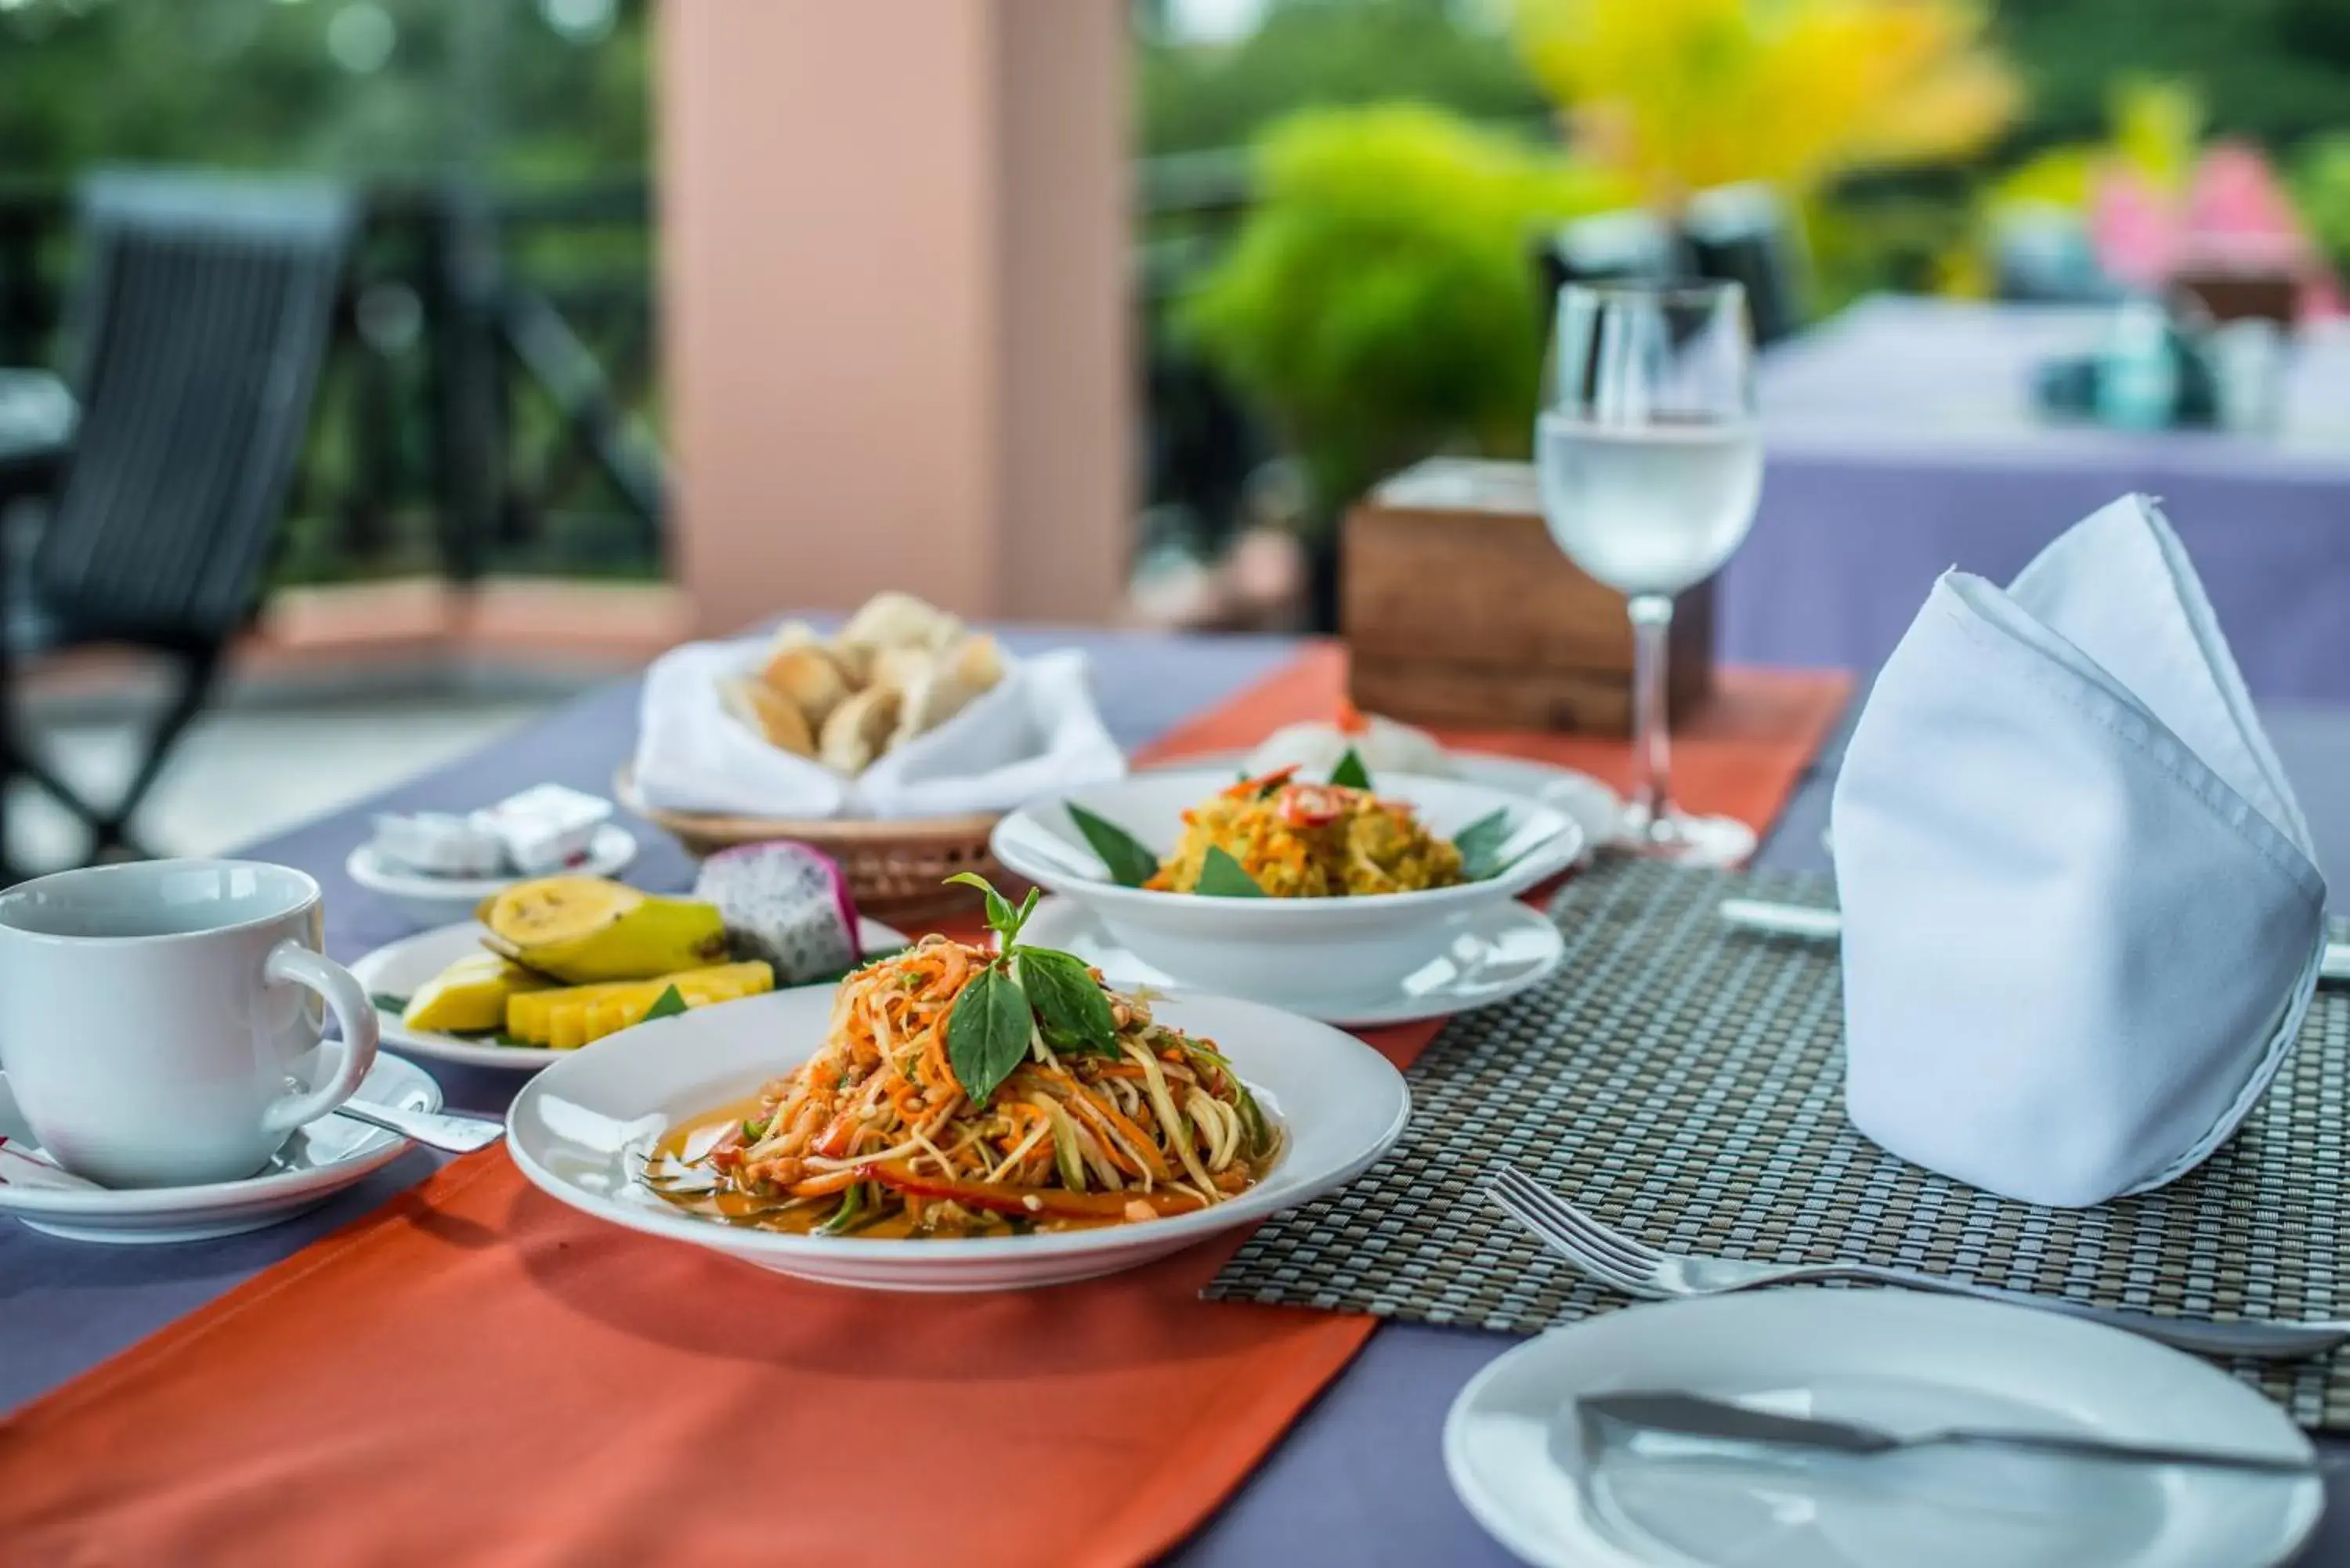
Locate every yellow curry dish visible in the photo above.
<box><xmin>1148</xmin><ymin>766</ymin><xmax>1466</xmax><ymax>898</ymax></box>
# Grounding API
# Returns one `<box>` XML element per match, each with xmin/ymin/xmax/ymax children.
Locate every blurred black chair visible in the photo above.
<box><xmin>1682</xmin><ymin>182</ymin><xmax>1806</xmax><ymax>347</ymax></box>
<box><xmin>2</xmin><ymin>172</ymin><xmax>353</xmax><ymax>878</ymax></box>
<box><xmin>1533</xmin><ymin>187</ymin><xmax>1807</xmax><ymax>348</ymax></box>
<box><xmin>1533</xmin><ymin>208</ymin><xmax>1677</xmax><ymax>321</ymax></box>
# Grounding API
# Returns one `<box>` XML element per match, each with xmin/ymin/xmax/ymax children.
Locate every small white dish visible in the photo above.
<box><xmin>1155</xmin><ymin>749</ymin><xmax>1623</xmax><ymax>862</ymax></box>
<box><xmin>506</xmin><ymin>984</ymin><xmax>1412</xmax><ymax>1292</ymax></box>
<box><xmin>0</xmin><ymin>1053</ymin><xmax>439</xmax><ymax>1244</ymax></box>
<box><xmin>345</xmin><ymin>822</ymin><xmax>638</xmax><ymax>928</ymax></box>
<box><xmin>349</xmin><ymin>916</ymin><xmax>909</xmax><ymax>1071</ymax></box>
<box><xmin>1445</xmin><ymin>1290</ymin><xmax>2320</xmax><ymax>1568</ymax></box>
<box><xmin>992</xmin><ymin>770</ymin><xmax>1582</xmax><ymax>1013</ymax></box>
<box><xmin>1021</xmin><ymin>895</ymin><xmax>1562</xmax><ymax>1027</ymax></box>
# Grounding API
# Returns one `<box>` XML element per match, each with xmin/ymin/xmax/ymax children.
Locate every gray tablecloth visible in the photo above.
<box><xmin>6</xmin><ymin>633</ymin><xmax>2349</xmax><ymax>1566</ymax></box>
<box><xmin>1722</xmin><ymin>297</ymin><xmax>2350</xmax><ymax>702</ymax></box>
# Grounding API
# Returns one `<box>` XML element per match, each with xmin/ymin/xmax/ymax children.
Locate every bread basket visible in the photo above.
<box><xmin>615</xmin><ymin>765</ymin><xmax>1003</xmax><ymax>923</ymax></box>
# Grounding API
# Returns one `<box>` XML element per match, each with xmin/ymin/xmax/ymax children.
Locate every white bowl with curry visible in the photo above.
<box><xmin>991</xmin><ymin>763</ymin><xmax>1582</xmax><ymax>1012</ymax></box>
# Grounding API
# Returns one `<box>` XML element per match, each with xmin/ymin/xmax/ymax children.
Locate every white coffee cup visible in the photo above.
<box><xmin>0</xmin><ymin>859</ymin><xmax>379</xmax><ymax>1188</ymax></box>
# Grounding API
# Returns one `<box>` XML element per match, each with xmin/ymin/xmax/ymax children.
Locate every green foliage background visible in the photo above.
<box><xmin>0</xmin><ymin>0</ymin><xmax>649</xmax><ymax>185</ymax></box>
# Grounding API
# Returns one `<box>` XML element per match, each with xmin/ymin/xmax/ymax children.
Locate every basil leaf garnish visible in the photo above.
<box><xmin>1329</xmin><ymin>747</ymin><xmax>1372</xmax><ymax>790</ymax></box>
<box><xmin>642</xmin><ymin>984</ymin><xmax>691</xmax><ymax>1021</ymax></box>
<box><xmin>1015</xmin><ymin>947</ymin><xmax>1119</xmax><ymax>1055</ymax></box>
<box><xmin>1067</xmin><ymin>801</ymin><xmax>1160</xmax><ymax>887</ymax></box>
<box><xmin>1452</xmin><ymin>807</ymin><xmax>1513</xmax><ymax>880</ymax></box>
<box><xmin>947</xmin><ymin>966</ymin><xmax>1032</xmax><ymax>1104</ymax></box>
<box><xmin>945</xmin><ymin>870</ymin><xmax>1017</xmax><ymax>935</ymax></box>
<box><xmin>1195</xmin><ymin>845</ymin><xmax>1266</xmax><ymax>897</ymax></box>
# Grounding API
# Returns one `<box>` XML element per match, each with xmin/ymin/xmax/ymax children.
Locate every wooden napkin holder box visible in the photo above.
<box><xmin>1341</xmin><ymin>457</ymin><xmax>1713</xmax><ymax>736</ymax></box>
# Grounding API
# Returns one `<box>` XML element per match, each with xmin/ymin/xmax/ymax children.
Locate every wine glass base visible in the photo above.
<box><xmin>1611</xmin><ymin>805</ymin><xmax>1756</xmax><ymax>869</ymax></box>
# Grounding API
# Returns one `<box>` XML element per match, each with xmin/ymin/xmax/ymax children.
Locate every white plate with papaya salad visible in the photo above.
<box><xmin>505</xmin><ymin>876</ymin><xmax>1412</xmax><ymax>1291</ymax></box>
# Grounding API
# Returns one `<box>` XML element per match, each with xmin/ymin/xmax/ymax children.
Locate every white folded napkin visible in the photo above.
<box><xmin>1832</xmin><ymin>494</ymin><xmax>2326</xmax><ymax>1207</ymax></box>
<box><xmin>632</xmin><ymin>640</ymin><xmax>1126</xmax><ymax>820</ymax></box>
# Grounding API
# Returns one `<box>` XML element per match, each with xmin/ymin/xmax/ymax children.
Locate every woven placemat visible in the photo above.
<box><xmin>1206</xmin><ymin>858</ymin><xmax>2350</xmax><ymax>1429</ymax></box>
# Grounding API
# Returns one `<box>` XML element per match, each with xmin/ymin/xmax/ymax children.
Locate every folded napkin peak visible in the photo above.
<box><xmin>2010</xmin><ymin>495</ymin><xmax>2310</xmax><ymax>852</ymax></box>
<box><xmin>1834</xmin><ymin>493</ymin><xmax>2326</xmax><ymax>1208</ymax></box>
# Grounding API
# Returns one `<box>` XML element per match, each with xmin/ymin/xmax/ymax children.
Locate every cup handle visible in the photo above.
<box><xmin>258</xmin><ymin>940</ymin><xmax>381</xmax><ymax>1135</ymax></box>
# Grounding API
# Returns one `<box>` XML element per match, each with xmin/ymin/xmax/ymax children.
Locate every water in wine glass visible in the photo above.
<box><xmin>1534</xmin><ymin>411</ymin><xmax>1762</xmax><ymax>597</ymax></box>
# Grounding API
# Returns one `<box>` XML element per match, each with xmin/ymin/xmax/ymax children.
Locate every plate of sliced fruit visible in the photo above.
<box><xmin>351</xmin><ymin>845</ymin><xmax>905</xmax><ymax>1071</ymax></box>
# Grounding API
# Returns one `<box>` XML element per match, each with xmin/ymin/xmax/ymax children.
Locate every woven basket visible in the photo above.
<box><xmin>614</xmin><ymin>766</ymin><xmax>1003</xmax><ymax>925</ymax></box>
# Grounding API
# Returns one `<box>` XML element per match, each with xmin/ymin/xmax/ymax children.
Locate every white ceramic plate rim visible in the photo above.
<box><xmin>504</xmin><ymin>985</ymin><xmax>1412</xmax><ymax>1266</ymax></box>
<box><xmin>0</xmin><ymin>1052</ymin><xmax>438</xmax><ymax>1217</ymax></box>
<box><xmin>345</xmin><ymin>822</ymin><xmax>638</xmax><ymax>901</ymax></box>
<box><xmin>1019</xmin><ymin>895</ymin><xmax>1565</xmax><ymax>1028</ymax></box>
<box><xmin>349</xmin><ymin>916</ymin><xmax>908</xmax><ymax>1069</ymax></box>
<box><xmin>1442</xmin><ymin>1290</ymin><xmax>2322</xmax><ymax>1568</ymax></box>
<box><xmin>994</xmin><ymin>769</ymin><xmax>1584</xmax><ymax>915</ymax></box>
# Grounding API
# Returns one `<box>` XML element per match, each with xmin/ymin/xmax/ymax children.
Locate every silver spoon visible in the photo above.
<box><xmin>332</xmin><ymin>1098</ymin><xmax>505</xmax><ymax>1153</ymax></box>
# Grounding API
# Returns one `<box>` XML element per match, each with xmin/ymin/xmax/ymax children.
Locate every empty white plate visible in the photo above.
<box><xmin>506</xmin><ymin>983</ymin><xmax>1412</xmax><ymax>1292</ymax></box>
<box><xmin>349</xmin><ymin>916</ymin><xmax>906</xmax><ymax>1071</ymax></box>
<box><xmin>1445</xmin><ymin>1290</ymin><xmax>2319</xmax><ymax>1568</ymax></box>
<box><xmin>0</xmin><ymin>1052</ymin><xmax>440</xmax><ymax>1244</ymax></box>
<box><xmin>1021</xmin><ymin>895</ymin><xmax>1563</xmax><ymax>1028</ymax></box>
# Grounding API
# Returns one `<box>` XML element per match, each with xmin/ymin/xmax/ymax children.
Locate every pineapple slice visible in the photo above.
<box><xmin>506</xmin><ymin>961</ymin><xmax>775</xmax><ymax>1048</ymax></box>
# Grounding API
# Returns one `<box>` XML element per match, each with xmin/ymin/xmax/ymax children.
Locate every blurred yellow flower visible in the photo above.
<box><xmin>1516</xmin><ymin>0</ymin><xmax>2018</xmax><ymax>209</ymax></box>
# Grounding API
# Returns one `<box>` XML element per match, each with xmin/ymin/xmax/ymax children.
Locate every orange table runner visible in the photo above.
<box><xmin>0</xmin><ymin>649</ymin><xmax>1848</xmax><ymax>1568</ymax></box>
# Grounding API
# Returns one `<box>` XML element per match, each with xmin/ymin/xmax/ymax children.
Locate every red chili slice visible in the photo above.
<box><xmin>1277</xmin><ymin>782</ymin><xmax>1347</xmax><ymax>829</ymax></box>
<box><xmin>1223</xmin><ymin>763</ymin><xmax>1300</xmax><ymax>800</ymax></box>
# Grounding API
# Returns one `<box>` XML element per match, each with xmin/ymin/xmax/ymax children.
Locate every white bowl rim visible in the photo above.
<box><xmin>504</xmin><ymin>986</ymin><xmax>1413</xmax><ymax>1263</ymax></box>
<box><xmin>992</xmin><ymin>768</ymin><xmax>1583</xmax><ymax>914</ymax></box>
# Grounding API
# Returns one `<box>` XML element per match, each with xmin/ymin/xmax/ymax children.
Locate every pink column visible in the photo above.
<box><xmin>660</xmin><ymin>0</ymin><xmax>1131</xmax><ymax>636</ymax></box>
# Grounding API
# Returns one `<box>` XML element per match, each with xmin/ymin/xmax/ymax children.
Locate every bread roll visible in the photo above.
<box><xmin>826</xmin><ymin>638</ymin><xmax>876</xmax><ymax>688</ymax></box>
<box><xmin>887</xmin><ymin>633</ymin><xmax>1004</xmax><ymax>750</ymax></box>
<box><xmin>839</xmin><ymin>591</ymin><xmax>962</xmax><ymax>653</ymax></box>
<box><xmin>761</xmin><ymin>644</ymin><xmax>855</xmax><ymax>728</ymax></box>
<box><xmin>819</xmin><ymin>684</ymin><xmax>901</xmax><ymax>775</ymax></box>
<box><xmin>944</xmin><ymin>632</ymin><xmax>1005</xmax><ymax>693</ymax></box>
<box><xmin>868</xmin><ymin>643</ymin><xmax>934</xmax><ymax>696</ymax></box>
<box><xmin>718</xmin><ymin>676</ymin><xmax>815</xmax><ymax>758</ymax></box>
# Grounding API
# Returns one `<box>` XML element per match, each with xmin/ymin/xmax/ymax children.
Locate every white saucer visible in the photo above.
<box><xmin>1161</xmin><ymin>749</ymin><xmax>1622</xmax><ymax>862</ymax></box>
<box><xmin>1445</xmin><ymin>1290</ymin><xmax>2320</xmax><ymax>1568</ymax></box>
<box><xmin>346</xmin><ymin>822</ymin><xmax>638</xmax><ymax>928</ymax></box>
<box><xmin>1020</xmin><ymin>894</ymin><xmax>1562</xmax><ymax>1027</ymax></box>
<box><xmin>0</xmin><ymin>1053</ymin><xmax>439</xmax><ymax>1244</ymax></box>
<box><xmin>350</xmin><ymin>916</ymin><xmax>908</xmax><ymax>1071</ymax></box>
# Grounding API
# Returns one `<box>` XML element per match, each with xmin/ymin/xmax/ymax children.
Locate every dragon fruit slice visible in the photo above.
<box><xmin>692</xmin><ymin>841</ymin><xmax>862</xmax><ymax>985</ymax></box>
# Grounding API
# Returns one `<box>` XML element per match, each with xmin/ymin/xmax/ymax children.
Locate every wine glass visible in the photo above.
<box><xmin>1537</xmin><ymin>280</ymin><xmax>1762</xmax><ymax>865</ymax></box>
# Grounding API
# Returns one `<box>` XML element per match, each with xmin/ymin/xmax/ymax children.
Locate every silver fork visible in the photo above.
<box><xmin>1484</xmin><ymin>1165</ymin><xmax>2350</xmax><ymax>1363</ymax></box>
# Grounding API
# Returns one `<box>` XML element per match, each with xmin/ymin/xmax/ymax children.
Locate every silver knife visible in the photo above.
<box><xmin>1720</xmin><ymin>898</ymin><xmax>2350</xmax><ymax>987</ymax></box>
<box><xmin>1569</xmin><ymin>1389</ymin><xmax>2318</xmax><ymax>1479</ymax></box>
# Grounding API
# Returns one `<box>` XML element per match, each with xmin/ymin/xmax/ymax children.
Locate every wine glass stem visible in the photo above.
<box><xmin>1627</xmin><ymin>593</ymin><xmax>1675</xmax><ymax>835</ymax></box>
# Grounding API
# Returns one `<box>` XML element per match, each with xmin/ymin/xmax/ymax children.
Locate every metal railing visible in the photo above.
<box><xmin>0</xmin><ymin>178</ymin><xmax>663</xmax><ymax>586</ymax></box>
<box><xmin>0</xmin><ymin>157</ymin><xmax>1273</xmax><ymax>591</ymax></box>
